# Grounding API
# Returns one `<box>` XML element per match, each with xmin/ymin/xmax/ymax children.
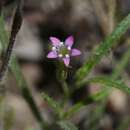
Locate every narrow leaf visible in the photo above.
<box><xmin>63</xmin><ymin>102</ymin><xmax>84</xmax><ymax>119</ymax></box>
<box><xmin>41</xmin><ymin>93</ymin><xmax>63</xmax><ymax>118</ymax></box>
<box><xmin>76</xmin><ymin>13</ymin><xmax>130</xmax><ymax>86</ymax></box>
<box><xmin>87</xmin><ymin>76</ymin><xmax>130</xmax><ymax>93</ymax></box>
<box><xmin>88</xmin><ymin>88</ymin><xmax>108</xmax><ymax>101</ymax></box>
<box><xmin>58</xmin><ymin>120</ymin><xmax>78</xmax><ymax>130</ymax></box>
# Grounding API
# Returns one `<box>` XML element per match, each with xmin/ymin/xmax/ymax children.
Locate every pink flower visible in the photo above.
<box><xmin>47</xmin><ymin>36</ymin><xmax>81</xmax><ymax>67</ymax></box>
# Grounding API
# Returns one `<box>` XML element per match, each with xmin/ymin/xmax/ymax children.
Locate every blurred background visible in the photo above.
<box><xmin>1</xmin><ymin>0</ymin><xmax>130</xmax><ymax>130</ymax></box>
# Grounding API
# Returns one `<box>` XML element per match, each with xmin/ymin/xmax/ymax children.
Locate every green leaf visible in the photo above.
<box><xmin>63</xmin><ymin>102</ymin><xmax>84</xmax><ymax>119</ymax></box>
<box><xmin>88</xmin><ymin>88</ymin><xmax>108</xmax><ymax>101</ymax></box>
<box><xmin>76</xmin><ymin>13</ymin><xmax>130</xmax><ymax>86</ymax></box>
<box><xmin>86</xmin><ymin>47</ymin><xmax>130</xmax><ymax>101</ymax></box>
<box><xmin>57</xmin><ymin>120</ymin><xmax>78</xmax><ymax>130</ymax></box>
<box><xmin>41</xmin><ymin>93</ymin><xmax>63</xmax><ymax>119</ymax></box>
<box><xmin>87</xmin><ymin>76</ymin><xmax>130</xmax><ymax>93</ymax></box>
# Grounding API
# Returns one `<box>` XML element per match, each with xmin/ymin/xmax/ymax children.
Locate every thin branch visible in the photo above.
<box><xmin>0</xmin><ymin>0</ymin><xmax>23</xmax><ymax>81</ymax></box>
<box><xmin>0</xmin><ymin>2</ymin><xmax>49</xmax><ymax>129</ymax></box>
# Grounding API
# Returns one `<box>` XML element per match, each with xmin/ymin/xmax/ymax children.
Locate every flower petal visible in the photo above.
<box><xmin>47</xmin><ymin>51</ymin><xmax>57</xmax><ymax>58</ymax></box>
<box><xmin>71</xmin><ymin>49</ymin><xmax>81</xmax><ymax>56</ymax></box>
<box><xmin>50</xmin><ymin>37</ymin><xmax>61</xmax><ymax>46</ymax></box>
<box><xmin>65</xmin><ymin>35</ymin><xmax>74</xmax><ymax>47</ymax></box>
<box><xmin>63</xmin><ymin>57</ymin><xmax>70</xmax><ymax>67</ymax></box>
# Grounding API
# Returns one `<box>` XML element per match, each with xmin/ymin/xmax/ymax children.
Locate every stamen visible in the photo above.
<box><xmin>60</xmin><ymin>42</ymin><xmax>64</xmax><ymax>45</ymax></box>
<box><xmin>59</xmin><ymin>54</ymin><xmax>63</xmax><ymax>58</ymax></box>
<box><xmin>65</xmin><ymin>54</ymin><xmax>70</xmax><ymax>58</ymax></box>
<box><xmin>67</xmin><ymin>46</ymin><xmax>71</xmax><ymax>50</ymax></box>
<box><xmin>52</xmin><ymin>46</ymin><xmax>56</xmax><ymax>51</ymax></box>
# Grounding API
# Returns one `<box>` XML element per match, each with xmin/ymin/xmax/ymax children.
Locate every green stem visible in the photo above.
<box><xmin>62</xmin><ymin>79</ymin><xmax>70</xmax><ymax>101</ymax></box>
<box><xmin>11</xmin><ymin>57</ymin><xmax>48</xmax><ymax>130</ymax></box>
<box><xmin>57</xmin><ymin>62</ymin><xmax>70</xmax><ymax>105</ymax></box>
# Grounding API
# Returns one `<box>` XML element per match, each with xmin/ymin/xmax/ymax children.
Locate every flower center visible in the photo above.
<box><xmin>58</xmin><ymin>45</ymin><xmax>69</xmax><ymax>56</ymax></box>
<box><xmin>51</xmin><ymin>42</ymin><xmax>71</xmax><ymax>58</ymax></box>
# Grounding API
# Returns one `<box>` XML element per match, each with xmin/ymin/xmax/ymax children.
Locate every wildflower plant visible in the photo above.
<box><xmin>1</xmin><ymin>1</ymin><xmax>130</xmax><ymax>130</ymax></box>
<box><xmin>46</xmin><ymin>36</ymin><xmax>81</xmax><ymax>101</ymax></box>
